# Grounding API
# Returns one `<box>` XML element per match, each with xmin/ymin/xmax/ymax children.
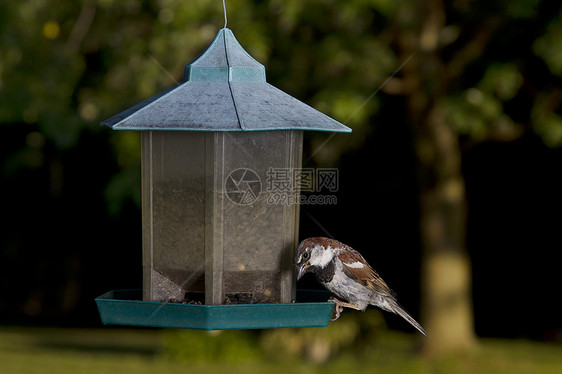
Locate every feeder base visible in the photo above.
<box><xmin>95</xmin><ymin>289</ymin><xmax>335</xmax><ymax>330</ymax></box>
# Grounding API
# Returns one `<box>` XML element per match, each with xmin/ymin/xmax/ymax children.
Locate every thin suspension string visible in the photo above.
<box><xmin>222</xmin><ymin>0</ymin><xmax>228</xmax><ymax>28</ymax></box>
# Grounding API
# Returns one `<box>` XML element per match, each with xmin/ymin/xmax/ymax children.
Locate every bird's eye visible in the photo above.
<box><xmin>302</xmin><ymin>252</ymin><xmax>310</xmax><ymax>261</ymax></box>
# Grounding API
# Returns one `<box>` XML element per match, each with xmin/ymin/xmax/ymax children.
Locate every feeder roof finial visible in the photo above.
<box><xmin>185</xmin><ymin>28</ymin><xmax>266</xmax><ymax>83</ymax></box>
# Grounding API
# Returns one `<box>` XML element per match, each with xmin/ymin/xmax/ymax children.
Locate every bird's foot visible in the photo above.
<box><xmin>328</xmin><ymin>297</ymin><xmax>342</xmax><ymax>320</ymax></box>
<box><xmin>327</xmin><ymin>297</ymin><xmax>360</xmax><ymax>321</ymax></box>
<box><xmin>330</xmin><ymin>304</ymin><xmax>344</xmax><ymax>321</ymax></box>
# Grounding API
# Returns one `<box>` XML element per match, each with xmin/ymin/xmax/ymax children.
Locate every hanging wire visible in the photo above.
<box><xmin>222</xmin><ymin>0</ymin><xmax>228</xmax><ymax>28</ymax></box>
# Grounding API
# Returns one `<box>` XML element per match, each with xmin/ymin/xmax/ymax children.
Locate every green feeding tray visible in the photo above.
<box><xmin>96</xmin><ymin>289</ymin><xmax>335</xmax><ymax>330</ymax></box>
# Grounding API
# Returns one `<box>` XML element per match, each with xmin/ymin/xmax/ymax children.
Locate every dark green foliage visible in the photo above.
<box><xmin>1</xmin><ymin>0</ymin><xmax>561</xmax><ymax>342</ymax></box>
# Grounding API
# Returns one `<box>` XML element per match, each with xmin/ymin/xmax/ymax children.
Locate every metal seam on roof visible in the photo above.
<box><xmin>223</xmin><ymin>29</ymin><xmax>244</xmax><ymax>130</ymax></box>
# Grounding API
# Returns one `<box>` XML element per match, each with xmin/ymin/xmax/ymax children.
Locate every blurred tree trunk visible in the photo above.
<box><xmin>396</xmin><ymin>0</ymin><xmax>479</xmax><ymax>354</ymax></box>
<box><xmin>416</xmin><ymin>108</ymin><xmax>476</xmax><ymax>355</ymax></box>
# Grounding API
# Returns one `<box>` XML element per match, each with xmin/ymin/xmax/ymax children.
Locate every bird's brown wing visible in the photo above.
<box><xmin>339</xmin><ymin>246</ymin><xmax>396</xmax><ymax>299</ymax></box>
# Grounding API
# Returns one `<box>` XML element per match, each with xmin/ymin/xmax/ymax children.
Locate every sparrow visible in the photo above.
<box><xmin>294</xmin><ymin>237</ymin><xmax>427</xmax><ymax>336</ymax></box>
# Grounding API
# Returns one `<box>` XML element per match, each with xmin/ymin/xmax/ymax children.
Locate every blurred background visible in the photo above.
<box><xmin>1</xmin><ymin>0</ymin><xmax>561</xmax><ymax>372</ymax></box>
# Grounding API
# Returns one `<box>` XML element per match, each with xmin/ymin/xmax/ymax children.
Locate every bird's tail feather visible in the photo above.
<box><xmin>388</xmin><ymin>300</ymin><xmax>428</xmax><ymax>337</ymax></box>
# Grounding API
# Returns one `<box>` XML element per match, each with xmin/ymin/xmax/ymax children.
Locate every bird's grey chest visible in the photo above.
<box><xmin>321</xmin><ymin>260</ymin><xmax>370</xmax><ymax>308</ymax></box>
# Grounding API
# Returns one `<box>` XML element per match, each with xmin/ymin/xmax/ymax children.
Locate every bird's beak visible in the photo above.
<box><xmin>296</xmin><ymin>263</ymin><xmax>308</xmax><ymax>281</ymax></box>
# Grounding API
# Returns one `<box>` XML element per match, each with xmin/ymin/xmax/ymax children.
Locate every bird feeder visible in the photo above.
<box><xmin>96</xmin><ymin>28</ymin><xmax>350</xmax><ymax>330</ymax></box>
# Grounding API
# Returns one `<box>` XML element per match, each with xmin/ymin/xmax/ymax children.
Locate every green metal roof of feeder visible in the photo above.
<box><xmin>101</xmin><ymin>28</ymin><xmax>351</xmax><ymax>133</ymax></box>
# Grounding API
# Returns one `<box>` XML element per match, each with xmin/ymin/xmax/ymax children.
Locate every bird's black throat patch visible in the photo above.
<box><xmin>311</xmin><ymin>259</ymin><xmax>335</xmax><ymax>284</ymax></box>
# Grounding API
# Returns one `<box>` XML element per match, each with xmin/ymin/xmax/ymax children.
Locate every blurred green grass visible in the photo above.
<box><xmin>0</xmin><ymin>326</ymin><xmax>561</xmax><ymax>374</ymax></box>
